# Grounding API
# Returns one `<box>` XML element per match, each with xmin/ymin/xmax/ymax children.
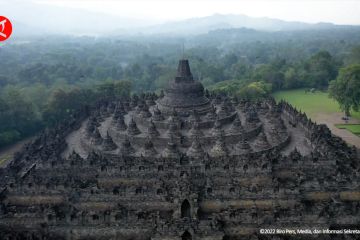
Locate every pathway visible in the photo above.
<box><xmin>314</xmin><ymin>112</ymin><xmax>360</xmax><ymax>148</ymax></box>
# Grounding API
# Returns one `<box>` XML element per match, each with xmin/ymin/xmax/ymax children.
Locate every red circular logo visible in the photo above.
<box><xmin>0</xmin><ymin>16</ymin><xmax>13</xmax><ymax>42</ymax></box>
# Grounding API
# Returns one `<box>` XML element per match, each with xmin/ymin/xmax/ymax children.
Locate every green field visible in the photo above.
<box><xmin>273</xmin><ymin>89</ymin><xmax>360</xmax><ymax>120</ymax></box>
<box><xmin>335</xmin><ymin>124</ymin><xmax>360</xmax><ymax>136</ymax></box>
<box><xmin>273</xmin><ymin>89</ymin><xmax>360</xmax><ymax>138</ymax></box>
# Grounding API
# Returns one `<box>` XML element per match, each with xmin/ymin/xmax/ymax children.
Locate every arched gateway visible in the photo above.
<box><xmin>181</xmin><ymin>231</ymin><xmax>192</xmax><ymax>240</ymax></box>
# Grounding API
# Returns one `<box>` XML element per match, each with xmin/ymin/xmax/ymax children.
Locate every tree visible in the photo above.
<box><xmin>284</xmin><ymin>67</ymin><xmax>299</xmax><ymax>89</ymax></box>
<box><xmin>0</xmin><ymin>87</ymin><xmax>41</xmax><ymax>147</ymax></box>
<box><xmin>114</xmin><ymin>80</ymin><xmax>132</xmax><ymax>98</ymax></box>
<box><xmin>237</xmin><ymin>81</ymin><xmax>272</xmax><ymax>100</ymax></box>
<box><xmin>96</xmin><ymin>80</ymin><xmax>131</xmax><ymax>99</ymax></box>
<box><xmin>43</xmin><ymin>88</ymin><xmax>95</xmax><ymax>126</ymax></box>
<box><xmin>223</xmin><ymin>53</ymin><xmax>238</xmax><ymax>67</ymax></box>
<box><xmin>305</xmin><ymin>51</ymin><xmax>339</xmax><ymax>89</ymax></box>
<box><xmin>329</xmin><ymin>64</ymin><xmax>360</xmax><ymax>116</ymax></box>
<box><xmin>252</xmin><ymin>64</ymin><xmax>284</xmax><ymax>91</ymax></box>
<box><xmin>227</xmin><ymin>62</ymin><xmax>252</xmax><ymax>80</ymax></box>
<box><xmin>209</xmin><ymin>79</ymin><xmax>246</xmax><ymax>95</ymax></box>
<box><xmin>347</xmin><ymin>46</ymin><xmax>360</xmax><ymax>64</ymax></box>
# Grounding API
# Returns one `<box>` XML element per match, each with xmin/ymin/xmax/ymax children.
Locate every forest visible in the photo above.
<box><xmin>1</xmin><ymin>27</ymin><xmax>360</xmax><ymax>147</ymax></box>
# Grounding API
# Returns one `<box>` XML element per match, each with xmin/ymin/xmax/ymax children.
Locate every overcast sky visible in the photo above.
<box><xmin>34</xmin><ymin>0</ymin><xmax>360</xmax><ymax>25</ymax></box>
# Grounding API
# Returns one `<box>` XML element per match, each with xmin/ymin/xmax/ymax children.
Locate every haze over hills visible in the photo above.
<box><xmin>1</xmin><ymin>1</ymin><xmax>358</xmax><ymax>38</ymax></box>
<box><xmin>123</xmin><ymin>14</ymin><xmax>340</xmax><ymax>36</ymax></box>
<box><xmin>0</xmin><ymin>1</ymin><xmax>157</xmax><ymax>37</ymax></box>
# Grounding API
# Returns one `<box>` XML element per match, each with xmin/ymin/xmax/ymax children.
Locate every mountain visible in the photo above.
<box><xmin>120</xmin><ymin>14</ymin><xmax>341</xmax><ymax>36</ymax></box>
<box><xmin>1</xmin><ymin>1</ymin><xmax>355</xmax><ymax>38</ymax></box>
<box><xmin>187</xmin><ymin>26</ymin><xmax>360</xmax><ymax>48</ymax></box>
<box><xmin>0</xmin><ymin>1</ymin><xmax>158</xmax><ymax>37</ymax></box>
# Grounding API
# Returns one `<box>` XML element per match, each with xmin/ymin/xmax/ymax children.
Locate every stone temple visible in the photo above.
<box><xmin>0</xmin><ymin>59</ymin><xmax>359</xmax><ymax>240</ymax></box>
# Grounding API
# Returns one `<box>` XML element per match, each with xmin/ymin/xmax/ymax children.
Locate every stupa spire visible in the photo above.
<box><xmin>176</xmin><ymin>59</ymin><xmax>193</xmax><ymax>82</ymax></box>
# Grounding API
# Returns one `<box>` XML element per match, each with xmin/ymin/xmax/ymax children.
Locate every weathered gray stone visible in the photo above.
<box><xmin>1</xmin><ymin>59</ymin><xmax>359</xmax><ymax>240</ymax></box>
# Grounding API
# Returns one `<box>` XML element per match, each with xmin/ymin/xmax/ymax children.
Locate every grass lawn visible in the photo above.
<box><xmin>335</xmin><ymin>124</ymin><xmax>360</xmax><ymax>136</ymax></box>
<box><xmin>0</xmin><ymin>153</ymin><xmax>11</xmax><ymax>167</ymax></box>
<box><xmin>273</xmin><ymin>89</ymin><xmax>360</xmax><ymax>120</ymax></box>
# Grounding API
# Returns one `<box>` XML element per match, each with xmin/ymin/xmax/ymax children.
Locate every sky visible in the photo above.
<box><xmin>34</xmin><ymin>0</ymin><xmax>360</xmax><ymax>25</ymax></box>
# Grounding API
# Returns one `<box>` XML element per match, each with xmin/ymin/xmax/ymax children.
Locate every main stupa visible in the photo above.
<box><xmin>158</xmin><ymin>59</ymin><xmax>211</xmax><ymax>115</ymax></box>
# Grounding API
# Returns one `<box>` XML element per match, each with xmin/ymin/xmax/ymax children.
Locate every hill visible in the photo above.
<box><xmin>129</xmin><ymin>13</ymin><xmax>341</xmax><ymax>36</ymax></box>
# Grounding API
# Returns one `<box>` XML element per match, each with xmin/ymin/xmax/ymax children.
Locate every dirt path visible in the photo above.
<box><xmin>0</xmin><ymin>137</ymin><xmax>34</xmax><ymax>168</ymax></box>
<box><xmin>314</xmin><ymin>112</ymin><xmax>360</xmax><ymax>148</ymax></box>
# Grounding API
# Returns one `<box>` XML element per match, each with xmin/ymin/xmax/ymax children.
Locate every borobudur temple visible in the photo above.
<box><xmin>0</xmin><ymin>59</ymin><xmax>360</xmax><ymax>240</ymax></box>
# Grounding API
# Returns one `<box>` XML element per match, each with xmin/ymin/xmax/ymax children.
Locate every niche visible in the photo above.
<box><xmin>181</xmin><ymin>199</ymin><xmax>191</xmax><ymax>218</ymax></box>
<box><xmin>243</xmin><ymin>164</ymin><xmax>248</xmax><ymax>171</ymax></box>
<box><xmin>113</xmin><ymin>187</ymin><xmax>120</xmax><ymax>195</ymax></box>
<box><xmin>70</xmin><ymin>213</ymin><xmax>77</xmax><ymax>222</ymax></box>
<box><xmin>181</xmin><ymin>231</ymin><xmax>192</xmax><ymax>240</ymax></box>
<box><xmin>136</xmin><ymin>187</ymin><xmax>142</xmax><ymax>194</ymax></box>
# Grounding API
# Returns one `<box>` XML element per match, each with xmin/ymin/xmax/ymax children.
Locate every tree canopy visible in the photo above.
<box><xmin>329</xmin><ymin>64</ymin><xmax>360</xmax><ymax>116</ymax></box>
